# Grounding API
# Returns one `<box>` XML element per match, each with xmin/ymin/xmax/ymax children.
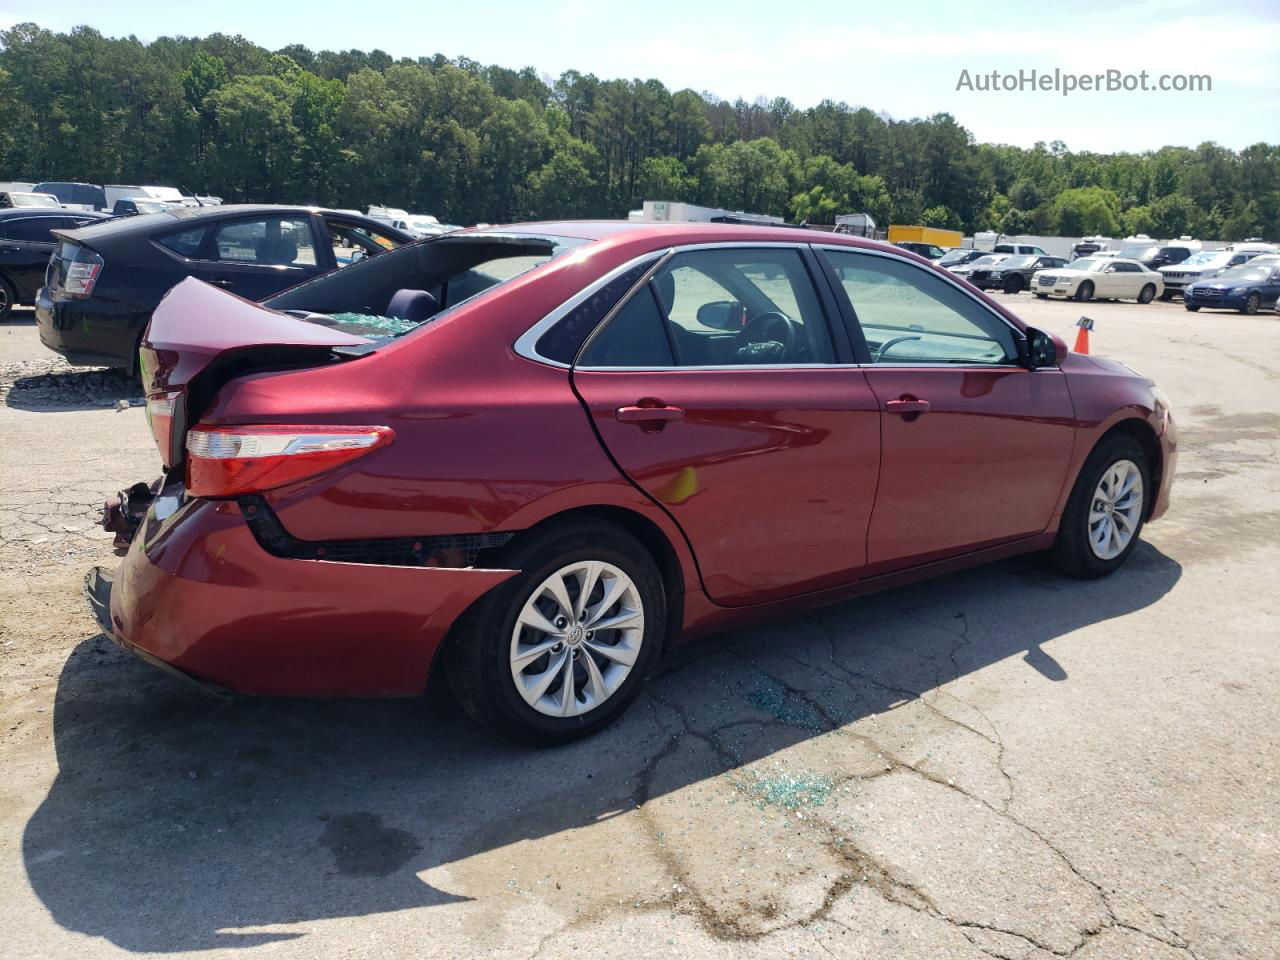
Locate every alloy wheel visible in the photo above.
<box><xmin>509</xmin><ymin>561</ymin><xmax>644</xmax><ymax>718</ymax></box>
<box><xmin>1087</xmin><ymin>459</ymin><xmax>1144</xmax><ymax>560</ymax></box>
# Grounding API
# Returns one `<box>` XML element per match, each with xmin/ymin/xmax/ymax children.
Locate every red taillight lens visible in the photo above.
<box><xmin>185</xmin><ymin>424</ymin><xmax>394</xmax><ymax>498</ymax></box>
<box><xmin>63</xmin><ymin>257</ymin><xmax>103</xmax><ymax>298</ymax></box>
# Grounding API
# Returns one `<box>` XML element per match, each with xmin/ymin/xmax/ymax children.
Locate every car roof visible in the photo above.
<box><xmin>0</xmin><ymin>207</ymin><xmax>107</xmax><ymax>220</ymax></box>
<box><xmin>56</xmin><ymin>204</ymin><xmax>396</xmax><ymax>243</ymax></box>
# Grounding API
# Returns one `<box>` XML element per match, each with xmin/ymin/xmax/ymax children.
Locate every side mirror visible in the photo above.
<box><xmin>1025</xmin><ymin>327</ymin><xmax>1066</xmax><ymax>368</ymax></box>
<box><xmin>348</xmin><ymin>248</ymin><xmax>367</xmax><ymax>264</ymax></box>
<box><xmin>696</xmin><ymin>300</ymin><xmax>740</xmax><ymax>330</ymax></box>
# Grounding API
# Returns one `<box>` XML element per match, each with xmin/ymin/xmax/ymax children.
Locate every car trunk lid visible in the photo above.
<box><xmin>141</xmin><ymin>277</ymin><xmax>373</xmax><ymax>468</ymax></box>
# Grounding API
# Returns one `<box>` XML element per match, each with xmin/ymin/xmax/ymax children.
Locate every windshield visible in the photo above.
<box><xmin>938</xmin><ymin>249</ymin><xmax>976</xmax><ymax>265</ymax></box>
<box><xmin>1182</xmin><ymin>251</ymin><xmax>1227</xmax><ymax>267</ymax></box>
<box><xmin>1066</xmin><ymin>258</ymin><xmax>1098</xmax><ymax>271</ymax></box>
<box><xmin>970</xmin><ymin>255</ymin><xmax>1003</xmax><ymax>267</ymax></box>
<box><xmin>266</xmin><ymin>232</ymin><xmax>589</xmax><ymax>338</ymax></box>
<box><xmin>1001</xmin><ymin>255</ymin><xmax>1037</xmax><ymax>269</ymax></box>
<box><xmin>14</xmin><ymin>193</ymin><xmax>60</xmax><ymax>208</ymax></box>
<box><xmin>1215</xmin><ymin>266</ymin><xmax>1272</xmax><ymax>284</ymax></box>
<box><xmin>1120</xmin><ymin>245</ymin><xmax>1158</xmax><ymax>260</ymax></box>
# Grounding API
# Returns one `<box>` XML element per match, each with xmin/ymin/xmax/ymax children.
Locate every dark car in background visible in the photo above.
<box><xmin>35</xmin><ymin>205</ymin><xmax>413</xmax><ymax>371</ymax></box>
<box><xmin>33</xmin><ymin>181</ymin><xmax>109</xmax><ymax>211</ymax></box>
<box><xmin>895</xmin><ymin>241</ymin><xmax>948</xmax><ymax>259</ymax></box>
<box><xmin>1118</xmin><ymin>242</ymin><xmax>1195</xmax><ymax>272</ymax></box>
<box><xmin>1183</xmin><ymin>262</ymin><xmax>1280</xmax><ymax>314</ymax></box>
<box><xmin>0</xmin><ymin>208</ymin><xmax>109</xmax><ymax>319</ymax></box>
<box><xmin>111</xmin><ymin>197</ymin><xmax>172</xmax><ymax>217</ymax></box>
<box><xmin>972</xmin><ymin>254</ymin><xmax>1068</xmax><ymax>294</ymax></box>
<box><xmin>937</xmin><ymin>248</ymin><xmax>987</xmax><ymax>269</ymax></box>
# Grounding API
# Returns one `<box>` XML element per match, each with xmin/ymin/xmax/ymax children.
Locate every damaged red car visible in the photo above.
<box><xmin>87</xmin><ymin>222</ymin><xmax>1176</xmax><ymax>745</ymax></box>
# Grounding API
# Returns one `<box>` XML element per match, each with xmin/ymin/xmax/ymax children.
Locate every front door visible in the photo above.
<box><xmin>572</xmin><ymin>245</ymin><xmax>881</xmax><ymax>606</ymax></box>
<box><xmin>820</xmin><ymin>247</ymin><xmax>1076</xmax><ymax>571</ymax></box>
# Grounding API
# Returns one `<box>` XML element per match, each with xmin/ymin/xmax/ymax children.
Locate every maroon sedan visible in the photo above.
<box><xmin>88</xmin><ymin>222</ymin><xmax>1176</xmax><ymax>745</ymax></box>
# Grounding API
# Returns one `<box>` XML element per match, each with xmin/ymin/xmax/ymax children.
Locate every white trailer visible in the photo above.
<box><xmin>629</xmin><ymin>201</ymin><xmax>784</xmax><ymax>226</ymax></box>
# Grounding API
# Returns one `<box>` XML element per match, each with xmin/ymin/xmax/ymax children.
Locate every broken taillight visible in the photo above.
<box><xmin>145</xmin><ymin>391</ymin><xmax>181</xmax><ymax>466</ymax></box>
<box><xmin>184</xmin><ymin>424</ymin><xmax>394</xmax><ymax>498</ymax></box>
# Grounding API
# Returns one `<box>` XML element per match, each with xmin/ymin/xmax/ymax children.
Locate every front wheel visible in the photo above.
<box><xmin>1185</xmin><ymin>304</ymin><xmax>1200</xmax><ymax>312</ymax></box>
<box><xmin>1035</xmin><ymin>293</ymin><xmax>1049</xmax><ymax>299</ymax></box>
<box><xmin>1243</xmin><ymin>292</ymin><xmax>1261</xmax><ymax>315</ymax></box>
<box><xmin>1052</xmin><ymin>434</ymin><xmax>1150</xmax><ymax>579</ymax></box>
<box><xmin>1074</xmin><ymin>281</ymin><xmax>1094</xmax><ymax>302</ymax></box>
<box><xmin>445</xmin><ymin>520</ymin><xmax>665</xmax><ymax>746</ymax></box>
<box><xmin>1003</xmin><ymin>275</ymin><xmax>1023</xmax><ymax>294</ymax></box>
<box><xmin>1138</xmin><ymin>284</ymin><xmax>1156</xmax><ymax>304</ymax></box>
<box><xmin>1159</xmin><ymin>290</ymin><xmax>1173</xmax><ymax>301</ymax></box>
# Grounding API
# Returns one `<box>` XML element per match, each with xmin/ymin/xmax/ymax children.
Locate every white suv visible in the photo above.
<box><xmin>1159</xmin><ymin>250</ymin><xmax>1260</xmax><ymax>299</ymax></box>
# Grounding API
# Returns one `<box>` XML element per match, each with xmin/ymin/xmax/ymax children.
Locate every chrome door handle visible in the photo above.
<box><xmin>885</xmin><ymin>398</ymin><xmax>931</xmax><ymax>416</ymax></box>
<box><xmin>616</xmin><ymin>404</ymin><xmax>684</xmax><ymax>424</ymax></box>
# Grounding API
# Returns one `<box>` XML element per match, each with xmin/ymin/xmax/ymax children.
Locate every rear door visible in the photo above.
<box><xmin>194</xmin><ymin>213</ymin><xmax>329</xmax><ymax>299</ymax></box>
<box><xmin>818</xmin><ymin>246</ymin><xmax>1076</xmax><ymax>571</ymax></box>
<box><xmin>0</xmin><ymin>215</ymin><xmax>64</xmax><ymax>298</ymax></box>
<box><xmin>571</xmin><ymin>244</ymin><xmax>881</xmax><ymax>606</ymax></box>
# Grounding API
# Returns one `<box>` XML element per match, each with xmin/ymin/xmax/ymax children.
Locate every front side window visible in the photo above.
<box><xmin>582</xmin><ymin>247</ymin><xmax>835</xmax><ymax>368</ymax></box>
<box><xmin>824</xmin><ymin>250</ymin><xmax>1018</xmax><ymax>365</ymax></box>
<box><xmin>212</xmin><ymin>217</ymin><xmax>317</xmax><ymax>267</ymax></box>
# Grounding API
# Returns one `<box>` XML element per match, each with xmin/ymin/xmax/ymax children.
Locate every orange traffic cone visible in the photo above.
<box><xmin>1073</xmin><ymin>316</ymin><xmax>1093</xmax><ymax>354</ymax></box>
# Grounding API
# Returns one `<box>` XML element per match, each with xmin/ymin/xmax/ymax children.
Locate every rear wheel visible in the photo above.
<box><xmin>1074</xmin><ymin>281</ymin><xmax>1094</xmax><ymax>302</ymax></box>
<box><xmin>1243</xmin><ymin>292</ymin><xmax>1261</xmax><ymax>315</ymax></box>
<box><xmin>0</xmin><ymin>275</ymin><xmax>14</xmax><ymax>321</ymax></box>
<box><xmin>1002</xmin><ymin>275</ymin><xmax>1023</xmax><ymax>294</ymax></box>
<box><xmin>445</xmin><ymin>520</ymin><xmax>665</xmax><ymax>746</ymax></box>
<box><xmin>1052</xmin><ymin>434</ymin><xmax>1150</xmax><ymax>579</ymax></box>
<box><xmin>1138</xmin><ymin>284</ymin><xmax>1156</xmax><ymax>304</ymax></box>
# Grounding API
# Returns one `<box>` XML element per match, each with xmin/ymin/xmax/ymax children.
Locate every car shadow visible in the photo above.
<box><xmin>22</xmin><ymin>544</ymin><xmax>1181</xmax><ymax>951</ymax></box>
<box><xmin>3</xmin><ymin>367</ymin><xmax>142</xmax><ymax>412</ymax></box>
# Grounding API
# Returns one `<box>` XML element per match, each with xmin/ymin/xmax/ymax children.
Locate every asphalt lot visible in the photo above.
<box><xmin>1</xmin><ymin>293</ymin><xmax>1277</xmax><ymax>960</ymax></box>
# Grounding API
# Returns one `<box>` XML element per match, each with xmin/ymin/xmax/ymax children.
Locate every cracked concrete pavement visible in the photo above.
<box><xmin>1</xmin><ymin>296</ymin><xmax>1277</xmax><ymax>959</ymax></box>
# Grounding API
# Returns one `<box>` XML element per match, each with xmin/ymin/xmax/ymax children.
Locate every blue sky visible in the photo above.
<box><xmin>1</xmin><ymin>0</ymin><xmax>1277</xmax><ymax>152</ymax></box>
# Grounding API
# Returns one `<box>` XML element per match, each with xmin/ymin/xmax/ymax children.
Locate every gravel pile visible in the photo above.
<box><xmin>0</xmin><ymin>359</ymin><xmax>143</xmax><ymax>408</ymax></box>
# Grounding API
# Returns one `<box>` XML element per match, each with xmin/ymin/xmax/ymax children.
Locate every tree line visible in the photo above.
<box><xmin>1</xmin><ymin>22</ymin><xmax>1276</xmax><ymax>240</ymax></box>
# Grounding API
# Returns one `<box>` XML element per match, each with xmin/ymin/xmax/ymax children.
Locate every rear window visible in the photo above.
<box><xmin>266</xmin><ymin>232</ymin><xmax>588</xmax><ymax>337</ymax></box>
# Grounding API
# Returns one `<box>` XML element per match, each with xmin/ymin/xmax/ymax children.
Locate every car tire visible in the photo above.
<box><xmin>1052</xmin><ymin>433</ymin><xmax>1150</xmax><ymax>580</ymax></box>
<box><xmin>1035</xmin><ymin>293</ymin><xmax>1048</xmax><ymax>299</ymax></box>
<box><xmin>1003</xmin><ymin>275</ymin><xmax>1023</xmax><ymax>294</ymax></box>
<box><xmin>0</xmin><ymin>275</ymin><xmax>15</xmax><ymax>321</ymax></box>
<box><xmin>1138</xmin><ymin>284</ymin><xmax>1156</xmax><ymax>304</ymax></box>
<box><xmin>1185</xmin><ymin>304</ymin><xmax>1200</xmax><ymax>312</ymax></box>
<box><xmin>1243</xmin><ymin>292</ymin><xmax>1260</xmax><ymax>315</ymax></box>
<box><xmin>1159</xmin><ymin>290</ymin><xmax>1173</xmax><ymax>301</ymax></box>
<box><xmin>444</xmin><ymin>519</ymin><xmax>666</xmax><ymax>746</ymax></box>
<box><xmin>1074</xmin><ymin>281</ymin><xmax>1094</xmax><ymax>302</ymax></box>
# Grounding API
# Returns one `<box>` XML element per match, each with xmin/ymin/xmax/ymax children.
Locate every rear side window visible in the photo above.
<box><xmin>535</xmin><ymin>260</ymin><xmax>657</xmax><ymax>364</ymax></box>
<box><xmin>156</xmin><ymin>227</ymin><xmax>208</xmax><ymax>258</ymax></box>
<box><xmin>3</xmin><ymin>218</ymin><xmax>61</xmax><ymax>242</ymax></box>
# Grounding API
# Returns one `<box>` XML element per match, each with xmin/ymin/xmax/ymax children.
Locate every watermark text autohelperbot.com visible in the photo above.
<box><xmin>956</xmin><ymin>68</ymin><xmax>1211</xmax><ymax>96</ymax></box>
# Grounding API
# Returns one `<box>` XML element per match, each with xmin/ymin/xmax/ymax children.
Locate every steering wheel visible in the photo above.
<box><xmin>733</xmin><ymin>311</ymin><xmax>799</xmax><ymax>363</ymax></box>
<box><xmin>876</xmin><ymin>334</ymin><xmax>922</xmax><ymax>361</ymax></box>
